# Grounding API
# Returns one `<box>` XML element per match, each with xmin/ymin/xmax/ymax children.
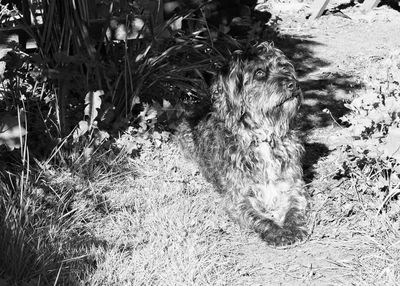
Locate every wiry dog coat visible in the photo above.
<box><xmin>178</xmin><ymin>42</ymin><xmax>308</xmax><ymax>245</ymax></box>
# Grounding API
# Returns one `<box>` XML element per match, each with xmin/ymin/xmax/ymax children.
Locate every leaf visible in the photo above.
<box><xmin>152</xmin><ymin>131</ymin><xmax>162</xmax><ymax>140</ymax></box>
<box><xmin>385</xmin><ymin>96</ymin><xmax>400</xmax><ymax>113</ymax></box>
<box><xmin>394</xmin><ymin>164</ymin><xmax>400</xmax><ymax>174</ymax></box>
<box><xmin>73</xmin><ymin>121</ymin><xmax>89</xmax><ymax>142</ymax></box>
<box><xmin>0</xmin><ymin>61</ymin><xmax>5</xmax><ymax>79</ymax></box>
<box><xmin>0</xmin><ymin>48</ymin><xmax>11</xmax><ymax>59</ymax></box>
<box><xmin>163</xmin><ymin>99</ymin><xmax>172</xmax><ymax>109</ymax></box>
<box><xmin>153</xmin><ymin>100</ymin><xmax>185</xmax><ymax>123</ymax></box>
<box><xmin>0</xmin><ymin>111</ymin><xmax>27</xmax><ymax>150</ymax></box>
<box><xmin>138</xmin><ymin>104</ymin><xmax>157</xmax><ymax>121</ymax></box>
<box><xmin>348</xmin><ymin>117</ymin><xmax>372</xmax><ymax>136</ymax></box>
<box><xmin>368</xmin><ymin>109</ymin><xmax>390</xmax><ymax>123</ymax></box>
<box><xmin>169</xmin><ymin>16</ymin><xmax>183</xmax><ymax>31</ymax></box>
<box><xmin>99</xmin><ymin>102</ymin><xmax>115</xmax><ymax>124</ymax></box>
<box><xmin>128</xmin><ymin>17</ymin><xmax>145</xmax><ymax>39</ymax></box>
<box><xmin>135</xmin><ymin>44</ymin><xmax>152</xmax><ymax>62</ymax></box>
<box><xmin>380</xmin><ymin>126</ymin><xmax>400</xmax><ymax>161</ymax></box>
<box><xmin>124</xmin><ymin>142</ymin><xmax>139</xmax><ymax>155</ymax></box>
<box><xmin>131</xmin><ymin>95</ymin><xmax>140</xmax><ymax>108</ymax></box>
<box><xmin>161</xmin><ymin>131</ymin><xmax>171</xmax><ymax>141</ymax></box>
<box><xmin>162</xmin><ymin>99</ymin><xmax>176</xmax><ymax>121</ymax></box>
<box><xmin>83</xmin><ymin>146</ymin><xmax>94</xmax><ymax>161</ymax></box>
<box><xmin>154</xmin><ymin>139</ymin><xmax>162</xmax><ymax>148</ymax></box>
<box><xmin>344</xmin><ymin>103</ymin><xmax>355</xmax><ymax>111</ymax></box>
<box><xmin>84</xmin><ymin>90</ymin><xmax>104</xmax><ymax>129</ymax></box>
<box><xmin>93</xmin><ymin>130</ymin><xmax>110</xmax><ymax>146</ymax></box>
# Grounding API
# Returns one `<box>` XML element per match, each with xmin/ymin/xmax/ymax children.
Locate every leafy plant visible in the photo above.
<box><xmin>0</xmin><ymin>109</ymin><xmax>27</xmax><ymax>150</ymax></box>
<box><xmin>0</xmin><ymin>1</ymin><xmax>276</xmax><ymax>284</ymax></box>
<box><xmin>71</xmin><ymin>90</ymin><xmax>110</xmax><ymax>160</ymax></box>
<box><xmin>338</xmin><ymin>51</ymin><xmax>400</xmax><ymax>214</ymax></box>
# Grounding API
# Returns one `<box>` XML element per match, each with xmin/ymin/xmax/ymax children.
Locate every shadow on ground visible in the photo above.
<box><xmin>271</xmin><ymin>33</ymin><xmax>363</xmax><ymax>183</ymax></box>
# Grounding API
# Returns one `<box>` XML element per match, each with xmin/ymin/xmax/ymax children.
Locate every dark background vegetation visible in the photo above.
<box><xmin>1</xmin><ymin>0</ymin><xmax>400</xmax><ymax>284</ymax></box>
<box><xmin>0</xmin><ymin>0</ymin><xmax>278</xmax><ymax>284</ymax></box>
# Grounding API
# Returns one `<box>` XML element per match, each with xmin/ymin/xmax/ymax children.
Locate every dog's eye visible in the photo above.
<box><xmin>254</xmin><ymin>69</ymin><xmax>267</xmax><ymax>79</ymax></box>
<box><xmin>287</xmin><ymin>82</ymin><xmax>295</xmax><ymax>90</ymax></box>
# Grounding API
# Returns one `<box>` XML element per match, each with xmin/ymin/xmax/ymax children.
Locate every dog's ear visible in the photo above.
<box><xmin>225</xmin><ymin>59</ymin><xmax>244</xmax><ymax>97</ymax></box>
<box><xmin>218</xmin><ymin>59</ymin><xmax>245</xmax><ymax>130</ymax></box>
<box><xmin>214</xmin><ymin>57</ymin><xmax>244</xmax><ymax>99</ymax></box>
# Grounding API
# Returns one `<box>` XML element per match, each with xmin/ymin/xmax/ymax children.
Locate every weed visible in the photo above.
<box><xmin>338</xmin><ymin>51</ymin><xmax>400</xmax><ymax>218</ymax></box>
<box><xmin>0</xmin><ymin>1</ymin><xmax>271</xmax><ymax>284</ymax></box>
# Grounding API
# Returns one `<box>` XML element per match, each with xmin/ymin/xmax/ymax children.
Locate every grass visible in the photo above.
<box><xmin>0</xmin><ymin>1</ymin><xmax>253</xmax><ymax>284</ymax></box>
<box><xmin>3</xmin><ymin>133</ymin><xmax>397</xmax><ymax>285</ymax></box>
<box><xmin>1</xmin><ymin>1</ymin><xmax>400</xmax><ymax>285</ymax></box>
<box><xmin>307</xmin><ymin>151</ymin><xmax>400</xmax><ymax>285</ymax></box>
<box><xmin>83</xmin><ymin>143</ymin><xmax>259</xmax><ymax>285</ymax></box>
<box><xmin>0</xmin><ymin>140</ymin><xmax>260</xmax><ymax>285</ymax></box>
<box><xmin>1</xmin><ymin>73</ymin><xmax>400</xmax><ymax>285</ymax></box>
<box><xmin>0</xmin><ymin>138</ymin><xmax>133</xmax><ymax>285</ymax></box>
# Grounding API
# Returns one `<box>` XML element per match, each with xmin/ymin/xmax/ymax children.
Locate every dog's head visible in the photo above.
<box><xmin>213</xmin><ymin>42</ymin><xmax>302</xmax><ymax>134</ymax></box>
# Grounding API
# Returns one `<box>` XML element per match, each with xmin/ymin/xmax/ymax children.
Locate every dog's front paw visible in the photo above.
<box><xmin>259</xmin><ymin>222</ymin><xmax>308</xmax><ymax>246</ymax></box>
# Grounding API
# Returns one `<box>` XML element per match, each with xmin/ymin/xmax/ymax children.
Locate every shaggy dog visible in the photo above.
<box><xmin>178</xmin><ymin>42</ymin><xmax>308</xmax><ymax>246</ymax></box>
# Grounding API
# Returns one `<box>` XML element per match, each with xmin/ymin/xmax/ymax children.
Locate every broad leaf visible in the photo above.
<box><xmin>0</xmin><ymin>111</ymin><xmax>27</xmax><ymax>150</ymax></box>
<box><xmin>0</xmin><ymin>61</ymin><xmax>5</xmax><ymax>79</ymax></box>
<box><xmin>380</xmin><ymin>126</ymin><xmax>400</xmax><ymax>161</ymax></box>
<box><xmin>72</xmin><ymin>120</ymin><xmax>89</xmax><ymax>142</ymax></box>
<box><xmin>84</xmin><ymin>90</ymin><xmax>104</xmax><ymax>129</ymax></box>
<box><xmin>93</xmin><ymin>130</ymin><xmax>110</xmax><ymax>146</ymax></box>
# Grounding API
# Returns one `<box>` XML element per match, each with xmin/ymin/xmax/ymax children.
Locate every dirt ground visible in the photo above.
<box><xmin>238</xmin><ymin>1</ymin><xmax>400</xmax><ymax>285</ymax></box>
<box><xmin>2</xmin><ymin>1</ymin><xmax>400</xmax><ymax>285</ymax></box>
<box><xmin>85</xmin><ymin>1</ymin><xmax>400</xmax><ymax>285</ymax></box>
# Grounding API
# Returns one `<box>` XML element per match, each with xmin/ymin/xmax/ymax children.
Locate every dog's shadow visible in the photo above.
<box><xmin>302</xmin><ymin>142</ymin><xmax>330</xmax><ymax>184</ymax></box>
<box><xmin>271</xmin><ymin>35</ymin><xmax>362</xmax><ymax>183</ymax></box>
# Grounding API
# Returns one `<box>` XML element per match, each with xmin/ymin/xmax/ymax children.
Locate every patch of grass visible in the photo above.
<box><xmin>0</xmin><ymin>141</ymin><xmax>131</xmax><ymax>285</ymax></box>
<box><xmin>0</xmin><ymin>139</ymin><xmax>261</xmax><ymax>285</ymax></box>
<box><xmin>306</xmin><ymin>50</ymin><xmax>400</xmax><ymax>285</ymax></box>
<box><xmin>82</xmin><ymin>143</ymin><xmax>259</xmax><ymax>285</ymax></box>
<box><xmin>0</xmin><ymin>1</ymin><xmax>254</xmax><ymax>284</ymax></box>
<box><xmin>0</xmin><ymin>1</ymin><xmax>277</xmax><ymax>285</ymax></box>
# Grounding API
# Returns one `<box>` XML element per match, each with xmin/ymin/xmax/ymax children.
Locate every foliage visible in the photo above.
<box><xmin>1</xmin><ymin>0</ymin><xmax>244</xmax><ymax>157</ymax></box>
<box><xmin>0</xmin><ymin>2</ymin><xmax>18</xmax><ymax>27</ymax></box>
<box><xmin>0</xmin><ymin>112</ymin><xmax>131</xmax><ymax>284</ymax></box>
<box><xmin>0</xmin><ymin>0</ymin><xmax>275</xmax><ymax>284</ymax></box>
<box><xmin>338</xmin><ymin>51</ymin><xmax>400</xmax><ymax>216</ymax></box>
<box><xmin>0</xmin><ymin>109</ymin><xmax>27</xmax><ymax>150</ymax></box>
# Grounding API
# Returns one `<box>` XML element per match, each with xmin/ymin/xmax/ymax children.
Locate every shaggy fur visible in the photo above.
<box><xmin>177</xmin><ymin>42</ymin><xmax>308</xmax><ymax>245</ymax></box>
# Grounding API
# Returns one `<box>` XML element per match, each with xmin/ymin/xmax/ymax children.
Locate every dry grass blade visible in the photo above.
<box><xmin>377</xmin><ymin>181</ymin><xmax>400</xmax><ymax>215</ymax></box>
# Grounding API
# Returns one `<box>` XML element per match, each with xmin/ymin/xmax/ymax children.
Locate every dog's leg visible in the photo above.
<box><xmin>229</xmin><ymin>185</ymin><xmax>308</xmax><ymax>245</ymax></box>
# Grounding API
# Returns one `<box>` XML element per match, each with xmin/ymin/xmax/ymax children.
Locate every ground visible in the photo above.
<box><xmin>53</xmin><ymin>1</ymin><xmax>400</xmax><ymax>285</ymax></box>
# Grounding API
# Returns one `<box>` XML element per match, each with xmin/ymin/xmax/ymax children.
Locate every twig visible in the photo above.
<box><xmin>323</xmin><ymin>108</ymin><xmax>344</xmax><ymax>129</ymax></box>
<box><xmin>376</xmin><ymin>181</ymin><xmax>400</xmax><ymax>215</ymax></box>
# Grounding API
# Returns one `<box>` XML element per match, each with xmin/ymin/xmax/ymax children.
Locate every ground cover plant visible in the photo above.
<box><xmin>339</xmin><ymin>51</ymin><xmax>400</xmax><ymax>221</ymax></box>
<box><xmin>0</xmin><ymin>0</ymin><xmax>266</xmax><ymax>284</ymax></box>
<box><xmin>323</xmin><ymin>50</ymin><xmax>400</xmax><ymax>284</ymax></box>
<box><xmin>1</xmin><ymin>0</ymin><xmax>400</xmax><ymax>285</ymax></box>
